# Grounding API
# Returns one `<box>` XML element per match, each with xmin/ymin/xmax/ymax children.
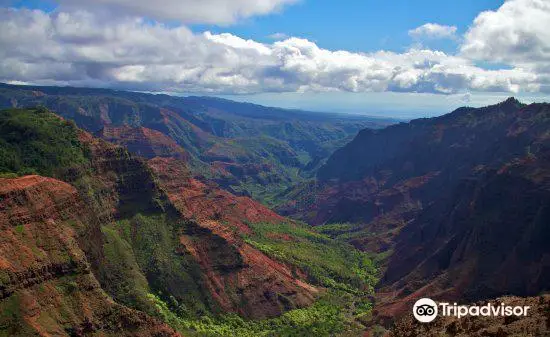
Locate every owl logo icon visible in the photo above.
<box><xmin>413</xmin><ymin>298</ymin><xmax>438</xmax><ymax>323</ymax></box>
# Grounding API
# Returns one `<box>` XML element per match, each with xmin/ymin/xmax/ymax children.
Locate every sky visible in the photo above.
<box><xmin>1</xmin><ymin>0</ymin><xmax>550</xmax><ymax>118</ymax></box>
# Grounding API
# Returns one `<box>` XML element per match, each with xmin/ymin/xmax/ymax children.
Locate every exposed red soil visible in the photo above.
<box><xmin>97</xmin><ymin>125</ymin><xmax>188</xmax><ymax>160</ymax></box>
<box><xmin>0</xmin><ymin>175</ymin><xmax>86</xmax><ymax>230</ymax></box>
<box><xmin>148</xmin><ymin>157</ymin><xmax>283</xmax><ymax>234</ymax></box>
<box><xmin>148</xmin><ymin>157</ymin><xmax>318</xmax><ymax>318</ymax></box>
<box><xmin>0</xmin><ymin>175</ymin><xmax>181</xmax><ymax>336</ymax></box>
<box><xmin>78</xmin><ymin>132</ymin><xmax>316</xmax><ymax>319</ymax></box>
<box><xmin>159</xmin><ymin>108</ymin><xmax>213</xmax><ymax>145</ymax></box>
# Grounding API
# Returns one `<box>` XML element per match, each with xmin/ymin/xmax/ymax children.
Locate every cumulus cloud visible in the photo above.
<box><xmin>54</xmin><ymin>0</ymin><xmax>298</xmax><ymax>25</ymax></box>
<box><xmin>409</xmin><ymin>23</ymin><xmax>457</xmax><ymax>40</ymax></box>
<box><xmin>460</xmin><ymin>0</ymin><xmax>550</xmax><ymax>93</ymax></box>
<box><xmin>0</xmin><ymin>5</ymin><xmax>545</xmax><ymax>95</ymax></box>
<box><xmin>461</xmin><ymin>0</ymin><xmax>550</xmax><ymax>65</ymax></box>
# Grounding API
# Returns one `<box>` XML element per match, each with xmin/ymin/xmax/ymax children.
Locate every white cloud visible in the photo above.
<box><xmin>461</xmin><ymin>0</ymin><xmax>550</xmax><ymax>63</ymax></box>
<box><xmin>409</xmin><ymin>23</ymin><xmax>457</xmax><ymax>40</ymax></box>
<box><xmin>461</xmin><ymin>0</ymin><xmax>550</xmax><ymax>93</ymax></box>
<box><xmin>0</xmin><ymin>7</ymin><xmax>545</xmax><ymax>95</ymax></box>
<box><xmin>268</xmin><ymin>33</ymin><xmax>288</xmax><ymax>40</ymax></box>
<box><xmin>54</xmin><ymin>0</ymin><xmax>298</xmax><ymax>25</ymax></box>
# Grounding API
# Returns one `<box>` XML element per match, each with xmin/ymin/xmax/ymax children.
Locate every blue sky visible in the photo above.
<box><xmin>195</xmin><ymin>0</ymin><xmax>502</xmax><ymax>53</ymax></box>
<box><xmin>1</xmin><ymin>0</ymin><xmax>549</xmax><ymax>117</ymax></box>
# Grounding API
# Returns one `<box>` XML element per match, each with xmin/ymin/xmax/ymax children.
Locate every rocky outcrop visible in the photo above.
<box><xmin>77</xmin><ymin>131</ymin><xmax>169</xmax><ymax>220</ymax></box>
<box><xmin>288</xmin><ymin>99</ymin><xmax>550</xmax><ymax>322</ymax></box>
<box><xmin>148</xmin><ymin>157</ymin><xmax>283</xmax><ymax>232</ymax></box>
<box><xmin>376</xmin><ymin>150</ymin><xmax>550</xmax><ymax>322</ymax></box>
<box><xmin>40</xmin><ymin>128</ymin><xmax>316</xmax><ymax>321</ymax></box>
<box><xmin>0</xmin><ymin>175</ymin><xmax>88</xmax><ymax>229</ymax></box>
<box><xmin>0</xmin><ymin>175</ymin><xmax>180</xmax><ymax>336</ymax></box>
<box><xmin>96</xmin><ymin>126</ymin><xmax>189</xmax><ymax>161</ymax></box>
<box><xmin>148</xmin><ymin>157</ymin><xmax>318</xmax><ymax>319</ymax></box>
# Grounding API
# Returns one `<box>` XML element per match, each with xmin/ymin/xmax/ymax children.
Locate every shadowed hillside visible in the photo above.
<box><xmin>278</xmin><ymin>98</ymin><xmax>550</xmax><ymax>329</ymax></box>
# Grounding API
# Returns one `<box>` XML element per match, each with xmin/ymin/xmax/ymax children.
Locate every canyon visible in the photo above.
<box><xmin>1</xmin><ymin>85</ymin><xmax>550</xmax><ymax>336</ymax></box>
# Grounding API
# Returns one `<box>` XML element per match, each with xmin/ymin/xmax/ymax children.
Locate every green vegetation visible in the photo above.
<box><xmin>98</xmin><ymin>214</ymin><xmax>379</xmax><ymax>336</ymax></box>
<box><xmin>231</xmin><ymin>168</ymin><xmax>301</xmax><ymax>208</ymax></box>
<box><xmin>100</xmin><ymin>225</ymin><xmax>155</xmax><ymax>314</ymax></box>
<box><xmin>139</xmin><ymin>220</ymin><xmax>379</xmax><ymax>337</ymax></box>
<box><xmin>0</xmin><ymin>294</ymin><xmax>35</xmax><ymax>337</ymax></box>
<box><xmin>315</xmin><ymin>223</ymin><xmax>396</xmax><ymax>265</ymax></box>
<box><xmin>0</xmin><ymin>106</ymin><xmax>381</xmax><ymax>336</ymax></box>
<box><xmin>99</xmin><ymin>215</ymin><xmax>379</xmax><ymax>336</ymax></box>
<box><xmin>102</xmin><ymin>214</ymin><xmax>376</xmax><ymax>337</ymax></box>
<box><xmin>149</xmin><ymin>292</ymin><xmax>363</xmax><ymax>337</ymax></box>
<box><xmin>100</xmin><ymin>214</ymin><xmax>214</xmax><ymax>318</ymax></box>
<box><xmin>0</xmin><ymin>108</ymin><xmax>89</xmax><ymax>177</ymax></box>
<box><xmin>14</xmin><ymin>225</ymin><xmax>25</xmax><ymax>235</ymax></box>
<box><xmin>244</xmin><ymin>221</ymin><xmax>377</xmax><ymax>294</ymax></box>
<box><xmin>314</xmin><ymin>222</ymin><xmax>363</xmax><ymax>239</ymax></box>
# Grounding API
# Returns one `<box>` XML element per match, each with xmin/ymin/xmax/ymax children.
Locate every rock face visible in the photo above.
<box><xmin>379</xmin><ymin>152</ymin><xmax>550</xmax><ymax>315</ymax></box>
<box><xmin>286</xmin><ymin>99</ymin><xmax>550</xmax><ymax>321</ymax></box>
<box><xmin>148</xmin><ymin>157</ymin><xmax>284</xmax><ymax>231</ymax></box>
<box><xmin>1</xmin><ymin>107</ymin><xmax>320</xmax><ymax>336</ymax></box>
<box><xmin>148</xmin><ymin>157</ymin><xmax>317</xmax><ymax>319</ymax></box>
<box><xmin>77</xmin><ymin>130</ymin><xmax>171</xmax><ymax>220</ymax></box>
<box><xmin>78</xmin><ymin>130</ymin><xmax>318</xmax><ymax>319</ymax></box>
<box><xmin>96</xmin><ymin>126</ymin><xmax>189</xmax><ymax>161</ymax></box>
<box><xmin>0</xmin><ymin>175</ymin><xmax>180</xmax><ymax>337</ymax></box>
<box><xmin>378</xmin><ymin>102</ymin><xmax>550</xmax><ymax>320</ymax></box>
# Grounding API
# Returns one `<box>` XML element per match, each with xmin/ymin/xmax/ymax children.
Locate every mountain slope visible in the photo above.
<box><xmin>0</xmin><ymin>107</ymin><xmax>378</xmax><ymax>336</ymax></box>
<box><xmin>0</xmin><ymin>174</ymin><xmax>180</xmax><ymax>337</ymax></box>
<box><xmin>379</xmin><ymin>139</ymin><xmax>550</xmax><ymax>319</ymax></box>
<box><xmin>0</xmin><ymin>83</ymin><xmax>394</xmax><ymax>206</ymax></box>
<box><xmin>282</xmin><ymin>98</ymin><xmax>550</xmax><ymax>322</ymax></box>
<box><xmin>96</xmin><ymin>126</ymin><xmax>189</xmax><ymax>161</ymax></box>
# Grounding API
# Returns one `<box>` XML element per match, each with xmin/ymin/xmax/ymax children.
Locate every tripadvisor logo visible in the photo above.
<box><xmin>413</xmin><ymin>298</ymin><xmax>438</xmax><ymax>323</ymax></box>
<box><xmin>412</xmin><ymin>298</ymin><xmax>531</xmax><ymax>323</ymax></box>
